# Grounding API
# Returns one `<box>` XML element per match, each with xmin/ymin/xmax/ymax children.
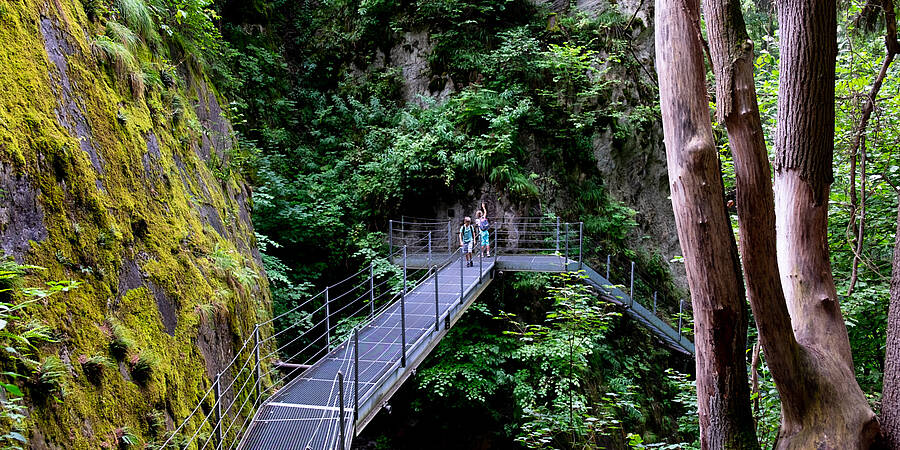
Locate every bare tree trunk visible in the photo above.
<box><xmin>882</xmin><ymin>200</ymin><xmax>900</xmax><ymax>447</ymax></box>
<box><xmin>772</xmin><ymin>0</ymin><xmax>879</xmax><ymax>446</ymax></box>
<box><xmin>700</xmin><ymin>0</ymin><xmax>805</xmax><ymax>414</ymax></box>
<box><xmin>654</xmin><ymin>0</ymin><xmax>758</xmax><ymax>447</ymax></box>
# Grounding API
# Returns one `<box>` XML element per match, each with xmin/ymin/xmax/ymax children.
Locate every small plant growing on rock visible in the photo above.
<box><xmin>194</xmin><ymin>299</ymin><xmax>225</xmax><ymax>320</ymax></box>
<box><xmin>31</xmin><ymin>356</ymin><xmax>67</xmax><ymax>400</ymax></box>
<box><xmin>130</xmin><ymin>351</ymin><xmax>156</xmax><ymax>385</ymax></box>
<box><xmin>146</xmin><ymin>409</ymin><xmax>166</xmax><ymax>438</ymax></box>
<box><xmin>79</xmin><ymin>355</ymin><xmax>115</xmax><ymax>383</ymax></box>
<box><xmin>109</xmin><ymin>321</ymin><xmax>135</xmax><ymax>360</ymax></box>
<box><xmin>115</xmin><ymin>426</ymin><xmax>140</xmax><ymax>448</ymax></box>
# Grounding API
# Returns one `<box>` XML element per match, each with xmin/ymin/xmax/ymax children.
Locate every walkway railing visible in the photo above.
<box><xmin>389</xmin><ymin>216</ymin><xmax>584</xmax><ymax>267</ymax></box>
<box><xmin>389</xmin><ymin>216</ymin><xmax>693</xmax><ymax>343</ymax></box>
<box><xmin>159</xmin><ymin>216</ymin><xmax>691</xmax><ymax>450</ymax></box>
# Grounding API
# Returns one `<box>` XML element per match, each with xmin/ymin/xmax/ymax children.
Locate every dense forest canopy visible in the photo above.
<box><xmin>0</xmin><ymin>0</ymin><xmax>898</xmax><ymax>447</ymax></box>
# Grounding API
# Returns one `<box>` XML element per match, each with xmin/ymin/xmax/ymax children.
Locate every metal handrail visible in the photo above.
<box><xmin>163</xmin><ymin>216</ymin><xmax>692</xmax><ymax>449</ymax></box>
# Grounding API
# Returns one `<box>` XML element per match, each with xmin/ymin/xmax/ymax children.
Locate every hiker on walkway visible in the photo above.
<box><xmin>459</xmin><ymin>217</ymin><xmax>475</xmax><ymax>267</ymax></box>
<box><xmin>475</xmin><ymin>202</ymin><xmax>490</xmax><ymax>257</ymax></box>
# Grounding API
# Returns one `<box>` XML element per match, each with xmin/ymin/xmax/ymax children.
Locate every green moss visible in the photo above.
<box><xmin>0</xmin><ymin>0</ymin><xmax>272</xmax><ymax>446</ymax></box>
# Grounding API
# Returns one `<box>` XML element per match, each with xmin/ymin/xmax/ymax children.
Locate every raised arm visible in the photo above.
<box><xmin>481</xmin><ymin>202</ymin><xmax>487</xmax><ymax>219</ymax></box>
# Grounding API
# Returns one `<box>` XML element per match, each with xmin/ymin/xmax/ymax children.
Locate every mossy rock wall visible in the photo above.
<box><xmin>0</xmin><ymin>0</ymin><xmax>270</xmax><ymax>447</ymax></box>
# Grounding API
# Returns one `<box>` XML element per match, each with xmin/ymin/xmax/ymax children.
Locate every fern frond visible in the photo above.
<box><xmin>113</xmin><ymin>0</ymin><xmax>159</xmax><ymax>44</ymax></box>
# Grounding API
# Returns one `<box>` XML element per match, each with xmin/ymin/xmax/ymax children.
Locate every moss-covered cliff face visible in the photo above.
<box><xmin>0</xmin><ymin>0</ymin><xmax>268</xmax><ymax>447</ymax></box>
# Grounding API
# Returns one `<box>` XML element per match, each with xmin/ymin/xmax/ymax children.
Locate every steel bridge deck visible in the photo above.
<box><xmin>240</xmin><ymin>254</ymin><xmax>692</xmax><ymax>450</ymax></box>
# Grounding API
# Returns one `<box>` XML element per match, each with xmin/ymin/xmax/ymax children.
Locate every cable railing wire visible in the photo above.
<box><xmin>164</xmin><ymin>216</ymin><xmax>692</xmax><ymax>450</ymax></box>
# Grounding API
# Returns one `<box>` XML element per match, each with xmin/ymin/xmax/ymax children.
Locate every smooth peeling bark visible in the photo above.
<box><xmin>655</xmin><ymin>0</ymin><xmax>758</xmax><ymax>447</ymax></box>
<box><xmin>773</xmin><ymin>174</ymin><xmax>879</xmax><ymax>448</ymax></box>
<box><xmin>773</xmin><ymin>0</ymin><xmax>879</xmax><ymax>446</ymax></box>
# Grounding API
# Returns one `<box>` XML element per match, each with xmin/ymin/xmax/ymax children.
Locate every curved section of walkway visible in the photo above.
<box><xmin>240</xmin><ymin>253</ymin><xmax>693</xmax><ymax>450</ymax></box>
<box><xmin>241</xmin><ymin>254</ymin><xmax>497</xmax><ymax>450</ymax></box>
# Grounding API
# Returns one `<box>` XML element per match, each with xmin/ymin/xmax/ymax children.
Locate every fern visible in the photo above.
<box><xmin>32</xmin><ymin>356</ymin><xmax>67</xmax><ymax>399</ymax></box>
<box><xmin>93</xmin><ymin>35</ymin><xmax>146</xmax><ymax>98</ymax></box>
<box><xmin>113</xmin><ymin>0</ymin><xmax>158</xmax><ymax>44</ymax></box>
<box><xmin>105</xmin><ymin>20</ymin><xmax>139</xmax><ymax>50</ymax></box>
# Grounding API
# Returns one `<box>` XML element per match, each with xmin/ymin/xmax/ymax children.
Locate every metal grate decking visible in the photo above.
<box><xmin>241</xmin><ymin>254</ymin><xmax>500</xmax><ymax>450</ymax></box>
<box><xmin>163</xmin><ymin>218</ymin><xmax>694</xmax><ymax>450</ymax></box>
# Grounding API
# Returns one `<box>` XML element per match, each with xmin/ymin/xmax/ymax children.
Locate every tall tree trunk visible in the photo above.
<box><xmin>700</xmin><ymin>0</ymin><xmax>805</xmax><ymax>414</ymax></box>
<box><xmin>772</xmin><ymin>0</ymin><xmax>879</xmax><ymax>446</ymax></box>
<box><xmin>882</xmin><ymin>200</ymin><xmax>900</xmax><ymax>447</ymax></box>
<box><xmin>875</xmin><ymin>3</ymin><xmax>900</xmax><ymax>441</ymax></box>
<box><xmin>654</xmin><ymin>0</ymin><xmax>758</xmax><ymax>447</ymax></box>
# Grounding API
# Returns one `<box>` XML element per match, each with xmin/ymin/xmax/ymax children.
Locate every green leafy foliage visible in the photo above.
<box><xmin>0</xmin><ymin>257</ymin><xmax>77</xmax><ymax>449</ymax></box>
<box><xmin>411</xmin><ymin>273</ymin><xmax>691</xmax><ymax>448</ymax></box>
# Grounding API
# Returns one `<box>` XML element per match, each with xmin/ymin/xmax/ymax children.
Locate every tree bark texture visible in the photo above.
<box><xmin>876</xmin><ymin>2</ymin><xmax>900</xmax><ymax>443</ymax></box>
<box><xmin>882</xmin><ymin>204</ymin><xmax>900</xmax><ymax>447</ymax></box>
<box><xmin>773</xmin><ymin>0</ymin><xmax>879</xmax><ymax>446</ymax></box>
<box><xmin>700</xmin><ymin>0</ymin><xmax>805</xmax><ymax>415</ymax></box>
<box><xmin>654</xmin><ymin>0</ymin><xmax>758</xmax><ymax>447</ymax></box>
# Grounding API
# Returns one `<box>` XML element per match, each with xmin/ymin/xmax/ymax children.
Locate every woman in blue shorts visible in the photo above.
<box><xmin>475</xmin><ymin>202</ymin><xmax>490</xmax><ymax>257</ymax></box>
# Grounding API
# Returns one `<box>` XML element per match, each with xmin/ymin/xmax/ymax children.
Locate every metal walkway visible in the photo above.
<box><xmin>160</xmin><ymin>217</ymin><xmax>694</xmax><ymax>450</ymax></box>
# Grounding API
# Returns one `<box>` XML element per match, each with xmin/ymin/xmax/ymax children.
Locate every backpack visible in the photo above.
<box><xmin>478</xmin><ymin>218</ymin><xmax>490</xmax><ymax>231</ymax></box>
<box><xmin>460</xmin><ymin>225</ymin><xmax>474</xmax><ymax>240</ymax></box>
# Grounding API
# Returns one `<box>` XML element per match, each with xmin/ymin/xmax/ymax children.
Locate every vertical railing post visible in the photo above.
<box><xmin>578</xmin><ymin>222</ymin><xmax>583</xmax><ymax>270</ymax></box>
<box><xmin>389</xmin><ymin>220</ymin><xmax>393</xmax><ymax>258</ymax></box>
<box><xmin>653</xmin><ymin>291</ymin><xmax>658</xmax><ymax>314</ymax></box>
<box><xmin>338</xmin><ymin>371</ymin><xmax>346</xmax><ymax>450</ymax></box>
<box><xmin>556</xmin><ymin>217</ymin><xmax>560</xmax><ymax>254</ymax></box>
<box><xmin>428</xmin><ymin>231</ymin><xmax>433</xmax><ymax>268</ymax></box>
<box><xmin>400</xmin><ymin>292</ymin><xmax>407</xmax><ymax>368</ymax></box>
<box><xmin>434</xmin><ymin>266</ymin><xmax>440</xmax><ymax>332</ymax></box>
<box><xmin>403</xmin><ymin>246</ymin><xmax>408</xmax><ymax>294</ymax></box>
<box><xmin>325</xmin><ymin>286</ymin><xmax>331</xmax><ymax>349</ymax></box>
<box><xmin>354</xmin><ymin>328</ymin><xmax>359</xmax><ymax>424</ymax></box>
<box><xmin>495</xmin><ymin>222</ymin><xmax>500</xmax><ymax>258</ymax></box>
<box><xmin>479</xmin><ymin>244</ymin><xmax>483</xmax><ymax>281</ymax></box>
<box><xmin>253</xmin><ymin>325</ymin><xmax>261</xmax><ymax>405</ymax></box>
<box><xmin>214</xmin><ymin>372</ymin><xmax>223</xmax><ymax>445</ymax></box>
<box><xmin>678</xmin><ymin>300</ymin><xmax>684</xmax><ymax>339</ymax></box>
<box><xmin>629</xmin><ymin>262</ymin><xmax>635</xmax><ymax>306</ymax></box>
<box><xmin>447</xmin><ymin>220</ymin><xmax>452</xmax><ymax>253</ymax></box>
<box><xmin>369</xmin><ymin>263</ymin><xmax>375</xmax><ymax>318</ymax></box>
<box><xmin>564</xmin><ymin>223</ymin><xmax>570</xmax><ymax>271</ymax></box>
<box><xmin>459</xmin><ymin>247</ymin><xmax>464</xmax><ymax>305</ymax></box>
<box><xmin>606</xmin><ymin>254</ymin><xmax>611</xmax><ymax>280</ymax></box>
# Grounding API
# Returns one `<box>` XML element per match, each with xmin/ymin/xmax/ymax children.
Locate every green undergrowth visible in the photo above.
<box><xmin>364</xmin><ymin>272</ymin><xmax>694</xmax><ymax>448</ymax></box>
<box><xmin>0</xmin><ymin>0</ymin><xmax>271</xmax><ymax>447</ymax></box>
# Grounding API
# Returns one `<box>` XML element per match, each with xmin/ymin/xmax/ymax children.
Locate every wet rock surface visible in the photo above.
<box><xmin>0</xmin><ymin>162</ymin><xmax>48</xmax><ymax>260</ymax></box>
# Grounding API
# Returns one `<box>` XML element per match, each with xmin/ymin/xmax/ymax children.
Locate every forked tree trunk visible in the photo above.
<box><xmin>772</xmin><ymin>0</ymin><xmax>879</xmax><ymax>446</ymax></box>
<box><xmin>700</xmin><ymin>0</ymin><xmax>803</xmax><ymax>406</ymax></box>
<box><xmin>654</xmin><ymin>0</ymin><xmax>758</xmax><ymax>446</ymax></box>
<box><xmin>882</xmin><ymin>203</ymin><xmax>900</xmax><ymax>447</ymax></box>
